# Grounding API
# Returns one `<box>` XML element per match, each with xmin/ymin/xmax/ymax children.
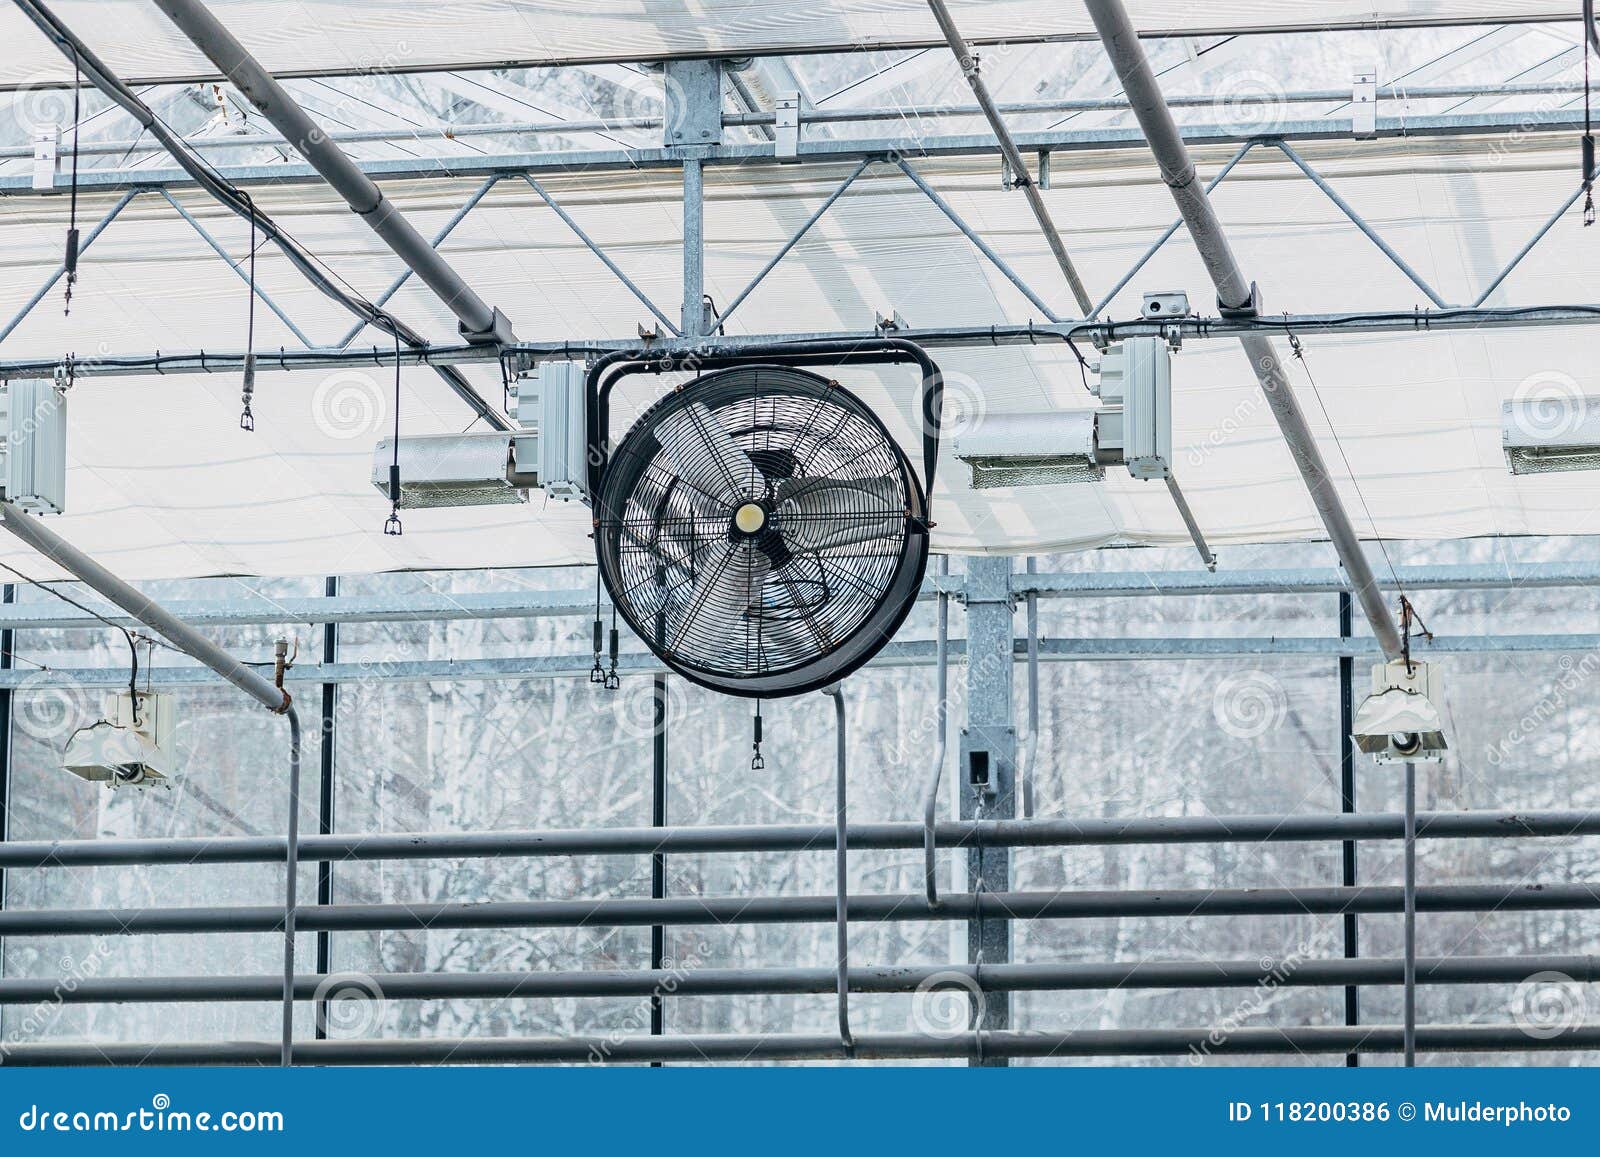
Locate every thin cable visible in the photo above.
<box><xmin>1280</xmin><ymin>319</ymin><xmax>1405</xmax><ymax>602</ymax></box>
<box><xmin>63</xmin><ymin>45</ymin><xmax>81</xmax><ymax>315</ymax></box>
<box><xmin>1584</xmin><ymin>0</ymin><xmax>1596</xmax><ymax>225</ymax></box>
<box><xmin>0</xmin><ymin>559</ymin><xmax>138</xmax><ymax>708</ymax></box>
<box><xmin>383</xmin><ymin>330</ymin><xmax>402</xmax><ymax>537</ymax></box>
<box><xmin>240</xmin><ymin>192</ymin><xmax>258</xmax><ymax>430</ymax></box>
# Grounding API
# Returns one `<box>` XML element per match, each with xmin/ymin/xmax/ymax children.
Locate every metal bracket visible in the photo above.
<box><xmin>774</xmin><ymin>93</ymin><xmax>801</xmax><ymax>161</ymax></box>
<box><xmin>31</xmin><ymin>129</ymin><xmax>59</xmax><ymax>192</ymax></box>
<box><xmin>662</xmin><ymin>58</ymin><xmax>724</xmax><ymax>147</ymax></box>
<box><xmin>1352</xmin><ymin>67</ymin><xmax>1378</xmax><ymax>140</ymax></box>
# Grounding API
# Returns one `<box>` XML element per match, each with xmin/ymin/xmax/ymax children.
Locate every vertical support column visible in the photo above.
<box><xmin>314</xmin><ymin>576</ymin><xmax>339</xmax><ymax>1038</ymax></box>
<box><xmin>960</xmin><ymin>555</ymin><xmax>1015</xmax><ymax>1066</ymax></box>
<box><xmin>663</xmin><ymin>58</ymin><xmax>722</xmax><ymax>339</ymax></box>
<box><xmin>680</xmin><ymin>157</ymin><xmax>706</xmax><ymax>337</ymax></box>
<box><xmin>649</xmin><ymin>672</ymin><xmax>668</xmax><ymax>1059</ymax></box>
<box><xmin>0</xmin><ymin>584</ymin><xmax>13</xmax><ymax>988</ymax></box>
<box><xmin>1338</xmin><ymin>591</ymin><xmax>1358</xmax><ymax>1067</ymax></box>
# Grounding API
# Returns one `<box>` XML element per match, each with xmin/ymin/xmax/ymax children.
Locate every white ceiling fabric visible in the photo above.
<box><xmin>0</xmin><ymin>2</ymin><xmax>1572</xmax><ymax>84</ymax></box>
<box><xmin>0</xmin><ymin>126</ymin><xmax>1595</xmax><ymax>579</ymax></box>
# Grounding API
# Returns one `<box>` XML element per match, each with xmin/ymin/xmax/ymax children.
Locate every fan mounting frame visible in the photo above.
<box><xmin>586</xmin><ymin>341</ymin><xmax>945</xmax><ymax>698</ymax></box>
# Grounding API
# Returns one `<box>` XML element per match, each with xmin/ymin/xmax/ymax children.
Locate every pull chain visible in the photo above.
<box><xmin>1585</xmin><ymin>11</ymin><xmax>1596</xmax><ymax>226</ymax></box>
<box><xmin>240</xmin><ymin>193</ymin><xmax>258</xmax><ymax>430</ymax></box>
<box><xmin>604</xmin><ymin>601</ymin><xmax>621</xmax><ymax>690</ymax></box>
<box><xmin>590</xmin><ymin>572</ymin><xmax>606</xmax><ymax>684</ymax></box>
<box><xmin>63</xmin><ymin>47</ymin><xmax>82</xmax><ymax>315</ymax></box>
<box><xmin>383</xmin><ymin>329</ymin><xmax>403</xmax><ymax>535</ymax></box>
<box><xmin>750</xmin><ymin>700</ymin><xmax>765</xmax><ymax>770</ymax></box>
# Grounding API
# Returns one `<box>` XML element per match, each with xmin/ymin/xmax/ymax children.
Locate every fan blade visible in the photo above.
<box><xmin>654</xmin><ymin>403</ymin><xmax>767</xmax><ymax>506</ymax></box>
<box><xmin>776</xmin><ymin>476</ymin><xmax>905</xmax><ymax>552</ymax></box>
<box><xmin>667</xmin><ymin>540</ymin><xmax>772</xmax><ymax>652</ymax></box>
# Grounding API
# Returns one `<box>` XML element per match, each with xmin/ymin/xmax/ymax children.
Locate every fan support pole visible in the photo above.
<box><xmin>960</xmin><ymin>555</ymin><xmax>1016</xmax><ymax>1065</ymax></box>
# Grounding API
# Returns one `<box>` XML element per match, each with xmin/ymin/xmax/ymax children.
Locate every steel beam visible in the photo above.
<box><xmin>925</xmin><ymin>0</ymin><xmax>1092</xmax><ymax>314</ymax></box>
<box><xmin>960</xmin><ymin>556</ymin><xmax>1014</xmax><ymax>1062</ymax></box>
<box><xmin>1086</xmin><ymin>0</ymin><xmax>1404</xmax><ymax>662</ymax></box>
<box><xmin>0</xmin><ymin>561</ymin><xmax>1598</xmax><ymax>632</ymax></box>
<box><xmin>7</xmin><ymin>109</ymin><xmax>1590</xmax><ymax>192</ymax></box>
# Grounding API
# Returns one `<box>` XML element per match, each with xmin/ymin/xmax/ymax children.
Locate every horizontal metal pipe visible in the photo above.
<box><xmin>0</xmin><ymin>561</ymin><xmax>1594</xmax><ymax>632</ymax></box>
<box><xmin>4</xmin><ymin>1024</ymin><xmax>1597</xmax><ymax>1065</ymax></box>
<box><xmin>0</xmin><ymin>504</ymin><xmax>287</xmax><ymax>713</ymax></box>
<box><xmin>1</xmin><ymin>809</ymin><xmax>1593</xmax><ymax>869</ymax></box>
<box><xmin>7</xmin><ymin>108</ymin><xmax>1588</xmax><ymax>191</ymax></box>
<box><xmin>10</xmin><ymin>80</ymin><xmax>1580</xmax><ymax>163</ymax></box>
<box><xmin>1</xmin><ymin>954</ymin><xmax>1590</xmax><ymax>1006</ymax></box>
<box><xmin>7</xmin><ymin>305</ymin><xmax>1600</xmax><ymax>383</ymax></box>
<box><xmin>5</xmin><ymin>627</ymin><xmax>1599</xmax><ymax>691</ymax></box>
<box><xmin>4</xmin><ymin>882</ymin><xmax>1596</xmax><ymax>937</ymax></box>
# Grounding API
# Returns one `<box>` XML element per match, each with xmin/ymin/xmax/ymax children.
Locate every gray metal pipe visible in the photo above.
<box><xmin>4</xmin><ymin>808</ymin><xmax>1596</xmax><ymax>869</ymax></box>
<box><xmin>3</xmin><ymin>954</ymin><xmax>1592</xmax><ymax>1006</ymax></box>
<box><xmin>150</xmin><ymin>0</ymin><xmax>510</xmax><ymax>344</ymax></box>
<box><xmin>5</xmin><ymin>881</ymin><xmax>1597</xmax><ymax>937</ymax></box>
<box><xmin>1084</xmin><ymin>0</ymin><xmax>1405</xmax><ymax>661</ymax></box>
<box><xmin>823</xmin><ymin>686</ymin><xmax>853</xmax><ymax>1053</ymax></box>
<box><xmin>0</xmin><ymin>505</ymin><xmax>285</xmax><ymax>712</ymax></box>
<box><xmin>4</xmin><ymin>1023</ymin><xmax>1597</xmax><ymax>1066</ymax></box>
<box><xmin>1404</xmin><ymin>761</ymin><xmax>1418</xmax><ymax>1067</ymax></box>
<box><xmin>921</xmin><ymin>556</ymin><xmax>951</xmax><ymax>905</ymax></box>
<box><xmin>925</xmin><ymin>0</ymin><xmax>1092</xmax><ymax>314</ymax></box>
<box><xmin>0</xmin><ymin>501</ymin><xmax>302</xmax><ymax>1065</ymax></box>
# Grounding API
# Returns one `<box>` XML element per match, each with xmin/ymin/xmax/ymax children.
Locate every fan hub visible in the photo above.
<box><xmin>732</xmin><ymin>502</ymin><xmax>768</xmax><ymax>535</ymax></box>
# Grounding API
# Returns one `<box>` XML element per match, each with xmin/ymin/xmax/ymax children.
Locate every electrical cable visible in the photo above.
<box><xmin>1584</xmin><ymin>0</ymin><xmax>1596</xmax><ymax>225</ymax></box>
<box><xmin>63</xmin><ymin>44</ymin><xmax>80</xmax><ymax>314</ymax></box>
<box><xmin>383</xmin><ymin>328</ymin><xmax>402</xmax><ymax>536</ymax></box>
<box><xmin>0</xmin><ymin>559</ymin><xmax>139</xmax><ymax>711</ymax></box>
<box><xmin>240</xmin><ymin>192</ymin><xmax>257</xmax><ymax>430</ymax></box>
<box><xmin>12</xmin><ymin>0</ymin><xmax>510</xmax><ymax>432</ymax></box>
<box><xmin>1278</xmin><ymin>318</ymin><xmax>1407</xmax><ymax>607</ymax></box>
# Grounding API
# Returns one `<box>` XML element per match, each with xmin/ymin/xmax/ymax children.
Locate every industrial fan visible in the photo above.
<box><xmin>593</xmin><ymin>361</ymin><xmax>934</xmax><ymax>698</ymax></box>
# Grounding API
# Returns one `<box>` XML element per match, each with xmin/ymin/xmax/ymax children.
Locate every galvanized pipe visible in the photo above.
<box><xmin>1084</xmin><ymin>0</ymin><xmax>1405</xmax><ymax>662</ymax></box>
<box><xmin>0</xmin><ymin>501</ymin><xmax>299</xmax><ymax>1065</ymax></box>
<box><xmin>151</xmin><ymin>0</ymin><xmax>510</xmax><ymax>343</ymax></box>
<box><xmin>1405</xmin><ymin>761</ymin><xmax>1418</xmax><ymax>1067</ymax></box>
<box><xmin>6</xmin><ymin>881</ymin><xmax>1598</xmax><ymax>937</ymax></box>
<box><xmin>3</xmin><ymin>808</ymin><xmax>1595</xmax><ymax>869</ymax></box>
<box><xmin>925</xmin><ymin>0</ymin><xmax>1093</xmax><ymax>314</ymax></box>
<box><xmin>0</xmin><ymin>505</ymin><xmax>285</xmax><ymax>712</ymax></box>
<box><xmin>921</xmin><ymin>556</ymin><xmax>951</xmax><ymax>905</ymax></box>
<box><xmin>823</xmin><ymin>685</ymin><xmax>853</xmax><ymax>1053</ymax></box>
<box><xmin>1</xmin><ymin>954</ymin><xmax>1589</xmax><ymax>1006</ymax></box>
<box><xmin>5</xmin><ymin>1024</ymin><xmax>1598</xmax><ymax>1066</ymax></box>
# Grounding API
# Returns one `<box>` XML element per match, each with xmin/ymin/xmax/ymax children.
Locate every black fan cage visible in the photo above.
<box><xmin>595</xmin><ymin>365</ymin><xmax>929</xmax><ymax>697</ymax></box>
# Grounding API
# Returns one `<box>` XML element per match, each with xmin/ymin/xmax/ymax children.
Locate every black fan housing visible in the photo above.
<box><xmin>595</xmin><ymin>365</ymin><xmax>929</xmax><ymax>697</ymax></box>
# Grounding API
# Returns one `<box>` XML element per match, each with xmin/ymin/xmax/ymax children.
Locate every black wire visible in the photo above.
<box><xmin>0</xmin><ymin>560</ymin><xmax>139</xmax><ymax>709</ymax></box>
<box><xmin>63</xmin><ymin>44</ymin><xmax>81</xmax><ymax>315</ymax></box>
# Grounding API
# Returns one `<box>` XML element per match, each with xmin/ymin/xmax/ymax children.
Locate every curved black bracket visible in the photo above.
<box><xmin>582</xmin><ymin>338</ymin><xmax>944</xmax><ymax>511</ymax></box>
